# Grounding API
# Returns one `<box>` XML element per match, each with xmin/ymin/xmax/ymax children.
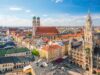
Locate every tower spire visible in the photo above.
<box><xmin>84</xmin><ymin>11</ymin><xmax>93</xmax><ymax>75</ymax></box>
<box><xmin>88</xmin><ymin>9</ymin><xmax>91</xmax><ymax>18</ymax></box>
<box><xmin>86</xmin><ymin>10</ymin><xmax>92</xmax><ymax>32</ymax></box>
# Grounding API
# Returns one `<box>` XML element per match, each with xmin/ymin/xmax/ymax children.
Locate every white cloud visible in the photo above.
<box><xmin>53</xmin><ymin>0</ymin><xmax>64</xmax><ymax>3</ymax></box>
<box><xmin>41</xmin><ymin>14</ymin><xmax>85</xmax><ymax>26</ymax></box>
<box><xmin>0</xmin><ymin>13</ymin><xmax>100</xmax><ymax>27</ymax></box>
<box><xmin>41</xmin><ymin>13</ymin><xmax>100</xmax><ymax>26</ymax></box>
<box><xmin>9</xmin><ymin>7</ymin><xmax>31</xmax><ymax>14</ymax></box>
<box><xmin>31</xmin><ymin>14</ymin><xmax>35</xmax><ymax>17</ymax></box>
<box><xmin>92</xmin><ymin>14</ymin><xmax>100</xmax><ymax>19</ymax></box>
<box><xmin>0</xmin><ymin>15</ymin><xmax>32</xmax><ymax>27</ymax></box>
<box><xmin>42</xmin><ymin>14</ymin><xmax>48</xmax><ymax>17</ymax></box>
<box><xmin>25</xmin><ymin>10</ymin><xmax>31</xmax><ymax>13</ymax></box>
<box><xmin>9</xmin><ymin>7</ymin><xmax>22</xmax><ymax>11</ymax></box>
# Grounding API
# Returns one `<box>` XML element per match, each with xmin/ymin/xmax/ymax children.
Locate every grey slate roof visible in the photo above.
<box><xmin>0</xmin><ymin>56</ymin><xmax>32</xmax><ymax>64</ymax></box>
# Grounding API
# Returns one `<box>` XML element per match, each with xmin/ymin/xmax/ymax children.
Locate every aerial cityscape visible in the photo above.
<box><xmin>0</xmin><ymin>0</ymin><xmax>100</xmax><ymax>75</ymax></box>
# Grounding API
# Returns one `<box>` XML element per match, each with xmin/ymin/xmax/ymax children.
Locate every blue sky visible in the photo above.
<box><xmin>0</xmin><ymin>0</ymin><xmax>100</xmax><ymax>27</ymax></box>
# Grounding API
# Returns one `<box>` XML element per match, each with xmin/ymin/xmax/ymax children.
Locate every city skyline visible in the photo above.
<box><xmin>0</xmin><ymin>0</ymin><xmax>100</xmax><ymax>27</ymax></box>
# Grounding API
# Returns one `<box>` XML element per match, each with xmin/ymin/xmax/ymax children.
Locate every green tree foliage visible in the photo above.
<box><xmin>27</xmin><ymin>33</ymin><xmax>32</xmax><ymax>38</ymax></box>
<box><xmin>32</xmin><ymin>49</ymin><xmax>39</xmax><ymax>56</ymax></box>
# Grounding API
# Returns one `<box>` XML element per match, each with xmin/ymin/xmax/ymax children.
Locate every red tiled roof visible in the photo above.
<box><xmin>42</xmin><ymin>38</ymin><xmax>50</xmax><ymax>42</ymax></box>
<box><xmin>36</xmin><ymin>27</ymin><xmax>59</xmax><ymax>35</ymax></box>
<box><xmin>61</xmin><ymin>32</ymin><xmax>83</xmax><ymax>39</ymax></box>
<box><xmin>42</xmin><ymin>44</ymin><xmax>61</xmax><ymax>51</ymax></box>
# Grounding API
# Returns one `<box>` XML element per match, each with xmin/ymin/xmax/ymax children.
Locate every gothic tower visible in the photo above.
<box><xmin>32</xmin><ymin>16</ymin><xmax>41</xmax><ymax>37</ymax></box>
<box><xmin>84</xmin><ymin>12</ymin><xmax>93</xmax><ymax>75</ymax></box>
<box><xmin>37</xmin><ymin>17</ymin><xmax>40</xmax><ymax>27</ymax></box>
<box><xmin>32</xmin><ymin>16</ymin><xmax>37</xmax><ymax>37</ymax></box>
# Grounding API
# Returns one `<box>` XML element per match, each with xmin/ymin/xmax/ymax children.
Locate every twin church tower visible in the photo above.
<box><xmin>32</xmin><ymin>16</ymin><xmax>40</xmax><ymax>37</ymax></box>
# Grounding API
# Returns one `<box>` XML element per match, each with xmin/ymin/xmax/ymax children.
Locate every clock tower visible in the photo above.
<box><xmin>84</xmin><ymin>12</ymin><xmax>93</xmax><ymax>75</ymax></box>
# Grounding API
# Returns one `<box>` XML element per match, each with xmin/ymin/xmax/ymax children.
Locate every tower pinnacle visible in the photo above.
<box><xmin>84</xmin><ymin>11</ymin><xmax>93</xmax><ymax>75</ymax></box>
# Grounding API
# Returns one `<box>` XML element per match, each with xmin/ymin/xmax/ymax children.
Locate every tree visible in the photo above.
<box><xmin>32</xmin><ymin>49</ymin><xmax>39</xmax><ymax>56</ymax></box>
<box><xmin>27</xmin><ymin>33</ymin><xmax>32</xmax><ymax>38</ymax></box>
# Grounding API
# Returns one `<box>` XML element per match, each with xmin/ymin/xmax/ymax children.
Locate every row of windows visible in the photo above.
<box><xmin>0</xmin><ymin>64</ymin><xmax>29</xmax><ymax>72</ymax></box>
<box><xmin>2</xmin><ymin>64</ymin><xmax>13</xmax><ymax>67</ymax></box>
<box><xmin>0</xmin><ymin>68</ymin><xmax>13</xmax><ymax>72</ymax></box>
